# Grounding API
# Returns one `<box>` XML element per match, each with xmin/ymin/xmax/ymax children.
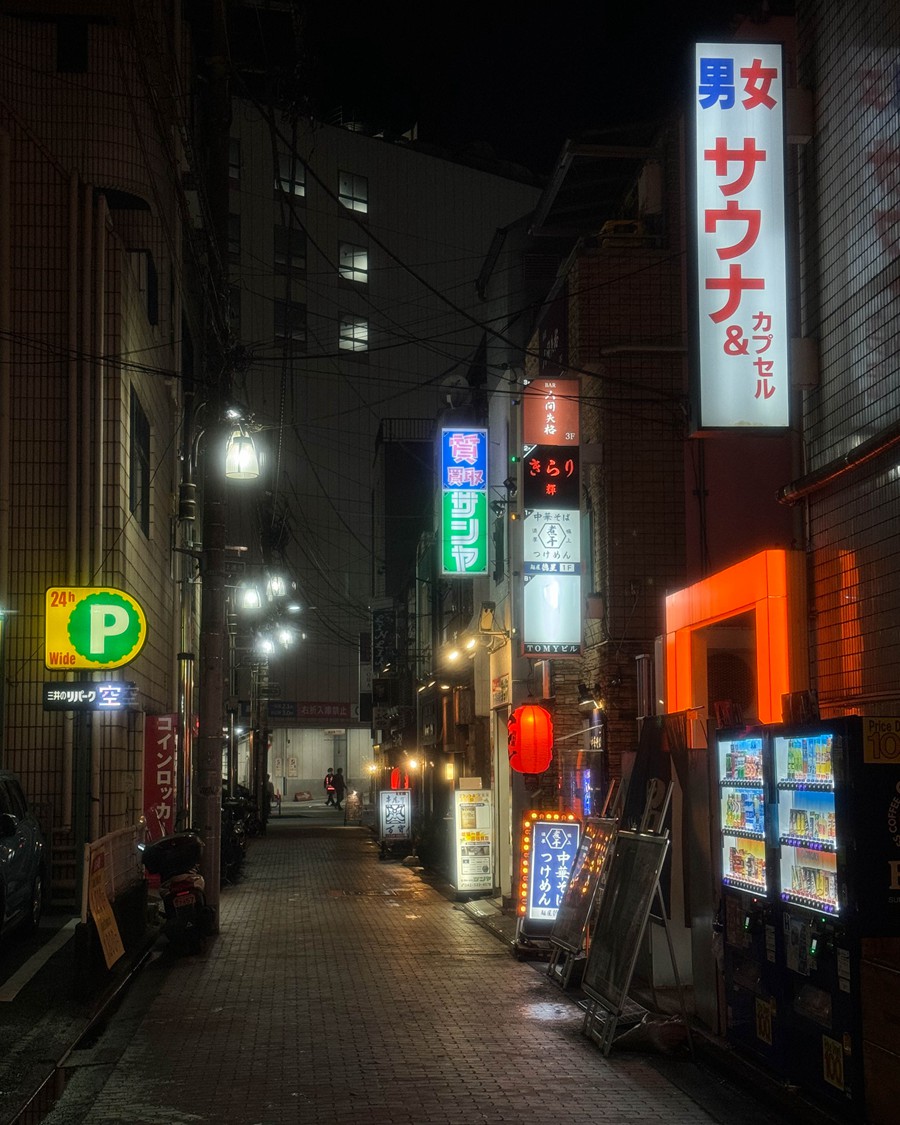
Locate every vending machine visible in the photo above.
<box><xmin>715</xmin><ymin>728</ymin><xmax>784</xmax><ymax>1067</ymax></box>
<box><xmin>772</xmin><ymin>717</ymin><xmax>900</xmax><ymax>1116</ymax></box>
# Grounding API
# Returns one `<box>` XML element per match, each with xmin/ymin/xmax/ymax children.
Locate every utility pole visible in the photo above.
<box><xmin>195</xmin><ymin>0</ymin><xmax>232</xmax><ymax>928</ymax></box>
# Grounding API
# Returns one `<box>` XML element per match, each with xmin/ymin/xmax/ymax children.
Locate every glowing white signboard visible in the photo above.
<box><xmin>453</xmin><ymin>789</ymin><xmax>493</xmax><ymax>892</ymax></box>
<box><xmin>692</xmin><ymin>42</ymin><xmax>789</xmax><ymax>428</ymax></box>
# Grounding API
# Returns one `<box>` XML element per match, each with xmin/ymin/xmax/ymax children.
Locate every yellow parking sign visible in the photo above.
<box><xmin>45</xmin><ymin>586</ymin><xmax>147</xmax><ymax>670</ymax></box>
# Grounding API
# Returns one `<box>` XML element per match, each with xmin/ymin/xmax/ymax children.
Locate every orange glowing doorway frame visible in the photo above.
<box><xmin>664</xmin><ymin>549</ymin><xmax>808</xmax><ymax>737</ymax></box>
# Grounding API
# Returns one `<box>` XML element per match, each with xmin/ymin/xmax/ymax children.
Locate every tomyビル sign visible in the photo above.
<box><xmin>45</xmin><ymin>586</ymin><xmax>147</xmax><ymax>670</ymax></box>
<box><xmin>691</xmin><ymin>42</ymin><xmax>789</xmax><ymax>428</ymax></box>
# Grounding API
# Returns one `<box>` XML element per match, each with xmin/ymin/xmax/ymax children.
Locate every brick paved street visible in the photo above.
<box><xmin>40</xmin><ymin>814</ymin><xmax>820</xmax><ymax>1125</ymax></box>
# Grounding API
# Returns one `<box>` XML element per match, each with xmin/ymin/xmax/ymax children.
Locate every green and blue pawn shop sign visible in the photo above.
<box><xmin>45</xmin><ymin>586</ymin><xmax>148</xmax><ymax>670</ymax></box>
<box><xmin>440</xmin><ymin>427</ymin><xmax>488</xmax><ymax>575</ymax></box>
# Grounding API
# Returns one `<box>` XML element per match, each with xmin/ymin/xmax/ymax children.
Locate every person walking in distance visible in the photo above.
<box><xmin>333</xmin><ymin>767</ymin><xmax>346</xmax><ymax>811</ymax></box>
<box><xmin>324</xmin><ymin>768</ymin><xmax>336</xmax><ymax>807</ymax></box>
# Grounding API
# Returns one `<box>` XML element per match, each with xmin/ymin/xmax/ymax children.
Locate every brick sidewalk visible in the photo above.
<box><xmin>41</xmin><ymin>820</ymin><xmax>805</xmax><ymax>1125</ymax></box>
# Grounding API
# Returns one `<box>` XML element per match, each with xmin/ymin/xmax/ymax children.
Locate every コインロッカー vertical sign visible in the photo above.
<box><xmin>440</xmin><ymin>428</ymin><xmax>488</xmax><ymax>575</ymax></box>
<box><xmin>45</xmin><ymin>586</ymin><xmax>148</xmax><ymax>670</ymax></box>
<box><xmin>692</xmin><ymin>42</ymin><xmax>789</xmax><ymax>428</ymax></box>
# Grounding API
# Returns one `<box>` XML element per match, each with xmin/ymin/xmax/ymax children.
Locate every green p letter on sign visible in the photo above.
<box><xmin>45</xmin><ymin>587</ymin><xmax>148</xmax><ymax>670</ymax></box>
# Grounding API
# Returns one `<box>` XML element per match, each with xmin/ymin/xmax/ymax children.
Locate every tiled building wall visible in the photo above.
<box><xmin>0</xmin><ymin>9</ymin><xmax>189</xmax><ymax>836</ymax></box>
<box><xmin>797</xmin><ymin>0</ymin><xmax>900</xmax><ymax>715</ymax></box>
<box><xmin>570</xmin><ymin>249</ymin><xmax>686</xmax><ymax>781</ymax></box>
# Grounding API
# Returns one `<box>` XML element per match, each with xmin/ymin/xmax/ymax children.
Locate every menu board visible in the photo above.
<box><xmin>550</xmin><ymin>817</ymin><xmax>618</xmax><ymax>955</ymax></box>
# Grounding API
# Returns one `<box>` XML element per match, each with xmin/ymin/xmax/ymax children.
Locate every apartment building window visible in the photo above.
<box><xmin>276</xmin><ymin>152</ymin><xmax>306</xmax><ymax>197</ymax></box>
<box><xmin>339</xmin><ymin>243</ymin><xmax>368</xmax><ymax>283</ymax></box>
<box><xmin>274</xmin><ymin>299</ymin><xmax>307</xmax><ymax>349</ymax></box>
<box><xmin>130</xmin><ymin>389</ymin><xmax>151</xmax><ymax>536</ymax></box>
<box><xmin>229</xmin><ymin>138</ymin><xmax>241</xmax><ymax>184</ymax></box>
<box><xmin>339</xmin><ymin>316</ymin><xmax>368</xmax><ymax>352</ymax></box>
<box><xmin>227</xmin><ymin>213</ymin><xmax>241</xmax><ymax>260</ymax></box>
<box><xmin>338</xmin><ymin>171</ymin><xmax>368</xmax><ymax>213</ymax></box>
<box><xmin>274</xmin><ymin>226</ymin><xmax>307</xmax><ymax>274</ymax></box>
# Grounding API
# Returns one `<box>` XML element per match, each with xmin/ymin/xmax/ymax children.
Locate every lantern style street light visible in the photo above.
<box><xmin>192</xmin><ymin>412</ymin><xmax>260</xmax><ymax>932</ymax></box>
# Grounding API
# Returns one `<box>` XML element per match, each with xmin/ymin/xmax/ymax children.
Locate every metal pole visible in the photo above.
<box><xmin>195</xmin><ymin>432</ymin><xmax>226</xmax><ymax>928</ymax></box>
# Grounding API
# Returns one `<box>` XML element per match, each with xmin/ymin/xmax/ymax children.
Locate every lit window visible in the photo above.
<box><xmin>274</xmin><ymin>299</ymin><xmax>307</xmax><ymax>348</ymax></box>
<box><xmin>229</xmin><ymin>138</ymin><xmax>241</xmax><ymax>184</ymax></box>
<box><xmin>339</xmin><ymin>243</ymin><xmax>368</xmax><ymax>283</ymax></box>
<box><xmin>276</xmin><ymin>152</ymin><xmax>306</xmax><ymax>196</ymax></box>
<box><xmin>339</xmin><ymin>316</ymin><xmax>368</xmax><ymax>352</ymax></box>
<box><xmin>338</xmin><ymin>171</ymin><xmax>368</xmax><ymax>213</ymax></box>
<box><xmin>274</xmin><ymin>226</ymin><xmax>307</xmax><ymax>273</ymax></box>
<box><xmin>130</xmin><ymin>389</ymin><xmax>150</xmax><ymax>537</ymax></box>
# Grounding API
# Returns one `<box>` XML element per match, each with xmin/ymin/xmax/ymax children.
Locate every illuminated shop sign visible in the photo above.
<box><xmin>522</xmin><ymin>447</ymin><xmax>580</xmax><ymax>508</ymax></box>
<box><xmin>453</xmin><ymin>789</ymin><xmax>494</xmax><ymax>893</ymax></box>
<box><xmin>42</xmin><ymin>681</ymin><xmax>137</xmax><ymax>711</ymax></box>
<box><xmin>522</xmin><ymin>381</ymin><xmax>581</xmax><ymax>655</ymax></box>
<box><xmin>519</xmin><ymin>812</ymin><xmax>581</xmax><ymax>924</ymax></box>
<box><xmin>378</xmin><ymin>789</ymin><xmax>412</xmax><ymax>841</ymax></box>
<box><xmin>523</xmin><ymin>378</ymin><xmax>580</xmax><ymax>445</ymax></box>
<box><xmin>692</xmin><ymin>42</ymin><xmax>789</xmax><ymax>428</ymax></box>
<box><xmin>440</xmin><ymin>428</ymin><xmax>488</xmax><ymax>575</ymax></box>
<box><xmin>45</xmin><ymin>586</ymin><xmax>147</xmax><ymax>670</ymax></box>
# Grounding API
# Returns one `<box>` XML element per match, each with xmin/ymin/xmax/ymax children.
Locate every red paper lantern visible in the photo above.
<box><xmin>508</xmin><ymin>704</ymin><xmax>554</xmax><ymax>774</ymax></box>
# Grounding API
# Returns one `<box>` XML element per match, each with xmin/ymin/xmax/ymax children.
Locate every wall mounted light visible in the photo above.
<box><xmin>578</xmin><ymin>682</ymin><xmax>602</xmax><ymax>709</ymax></box>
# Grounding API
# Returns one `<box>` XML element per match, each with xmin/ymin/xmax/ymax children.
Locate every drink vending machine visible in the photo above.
<box><xmin>716</xmin><ymin>717</ymin><xmax>900</xmax><ymax>1120</ymax></box>
<box><xmin>715</xmin><ymin>729</ymin><xmax>785</xmax><ymax>1069</ymax></box>
<box><xmin>772</xmin><ymin>717</ymin><xmax>900</xmax><ymax>1117</ymax></box>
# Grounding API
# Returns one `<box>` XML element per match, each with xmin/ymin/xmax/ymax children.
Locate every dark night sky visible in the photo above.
<box><xmin>301</xmin><ymin>2</ymin><xmax>786</xmax><ymax>175</ymax></box>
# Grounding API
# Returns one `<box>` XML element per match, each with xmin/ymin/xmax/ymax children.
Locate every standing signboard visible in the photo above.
<box><xmin>517</xmin><ymin>813</ymin><xmax>581</xmax><ymax>946</ymax></box>
<box><xmin>452</xmin><ymin>789</ymin><xmax>493</xmax><ymax>894</ymax></box>
<box><xmin>378</xmin><ymin>789</ymin><xmax>412</xmax><ymax>842</ymax></box>
<box><xmin>690</xmin><ymin>41</ymin><xmax>789</xmax><ymax>428</ymax></box>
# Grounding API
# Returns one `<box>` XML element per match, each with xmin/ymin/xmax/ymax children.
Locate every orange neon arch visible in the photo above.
<box><xmin>664</xmin><ymin>549</ymin><xmax>808</xmax><ymax>727</ymax></box>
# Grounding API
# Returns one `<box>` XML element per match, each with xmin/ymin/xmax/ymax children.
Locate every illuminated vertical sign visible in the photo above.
<box><xmin>522</xmin><ymin>379</ymin><xmax>581</xmax><ymax>654</ymax></box>
<box><xmin>520</xmin><ymin>814</ymin><xmax>581</xmax><ymax>924</ymax></box>
<box><xmin>440</xmin><ymin>428</ymin><xmax>488</xmax><ymax>575</ymax></box>
<box><xmin>692</xmin><ymin>42</ymin><xmax>789</xmax><ymax>428</ymax></box>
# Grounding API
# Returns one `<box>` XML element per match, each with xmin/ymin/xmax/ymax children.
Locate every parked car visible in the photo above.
<box><xmin>0</xmin><ymin>771</ymin><xmax>46</xmax><ymax>939</ymax></box>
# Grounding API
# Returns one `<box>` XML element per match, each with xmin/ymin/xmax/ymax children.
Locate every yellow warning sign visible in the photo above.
<box><xmin>88</xmin><ymin>849</ymin><xmax>125</xmax><ymax>970</ymax></box>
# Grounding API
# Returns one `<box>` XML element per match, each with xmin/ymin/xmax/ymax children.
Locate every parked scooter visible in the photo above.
<box><xmin>139</xmin><ymin>830</ymin><xmax>214</xmax><ymax>954</ymax></box>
